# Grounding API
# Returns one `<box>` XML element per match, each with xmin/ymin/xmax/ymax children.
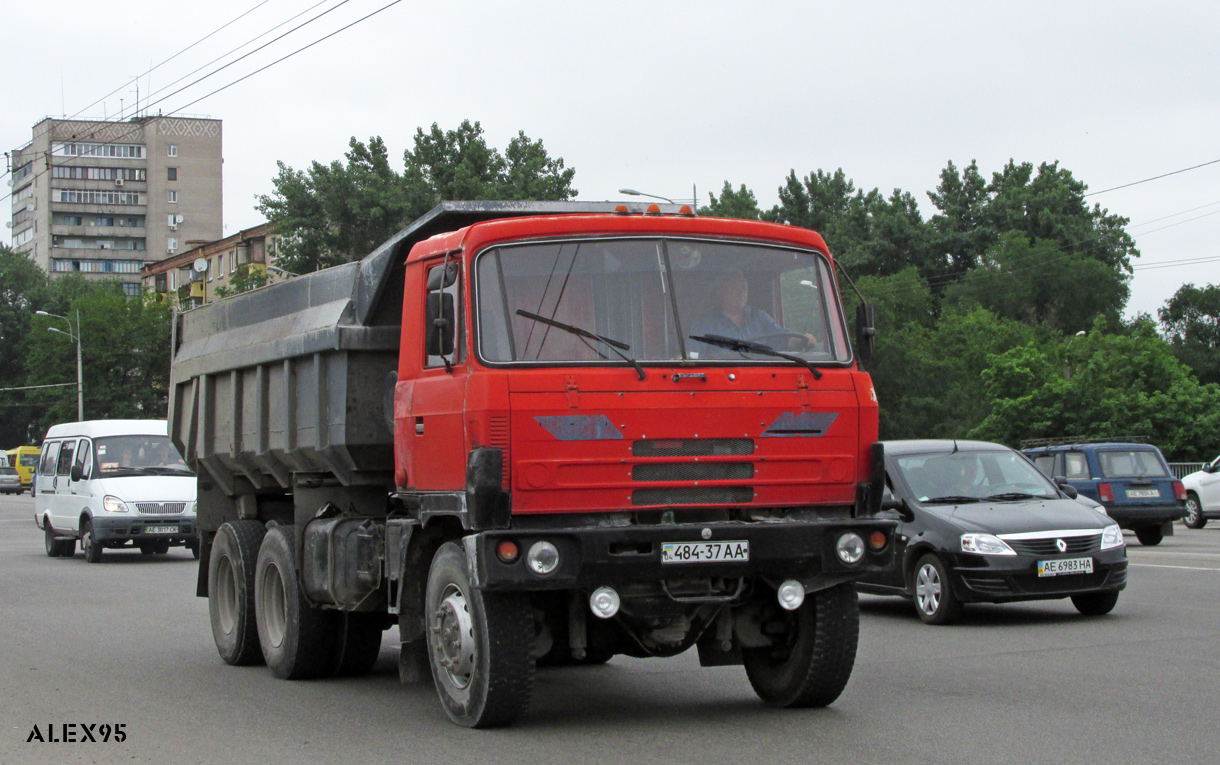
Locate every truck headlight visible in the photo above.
<box><xmin>526</xmin><ymin>541</ymin><xmax>559</xmax><ymax>575</ymax></box>
<box><xmin>835</xmin><ymin>533</ymin><xmax>865</xmax><ymax>564</ymax></box>
<box><xmin>103</xmin><ymin>495</ymin><xmax>129</xmax><ymax>514</ymax></box>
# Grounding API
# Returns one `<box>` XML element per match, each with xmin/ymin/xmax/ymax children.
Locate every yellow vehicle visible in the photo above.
<box><xmin>6</xmin><ymin>446</ymin><xmax>40</xmax><ymax>492</ymax></box>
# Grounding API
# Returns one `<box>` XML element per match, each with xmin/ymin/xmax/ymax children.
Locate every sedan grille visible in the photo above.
<box><xmin>135</xmin><ymin>502</ymin><xmax>186</xmax><ymax>515</ymax></box>
<box><xmin>1006</xmin><ymin>536</ymin><xmax>1101</xmax><ymax>556</ymax></box>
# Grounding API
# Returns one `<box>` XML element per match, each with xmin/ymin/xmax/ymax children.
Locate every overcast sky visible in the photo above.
<box><xmin>6</xmin><ymin>0</ymin><xmax>1218</xmax><ymax>319</ymax></box>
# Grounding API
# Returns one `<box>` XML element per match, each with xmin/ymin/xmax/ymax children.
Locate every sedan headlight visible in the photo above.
<box><xmin>102</xmin><ymin>495</ymin><xmax>130</xmax><ymax>514</ymax></box>
<box><xmin>1100</xmin><ymin>524</ymin><xmax>1125</xmax><ymax>550</ymax></box>
<box><xmin>961</xmin><ymin>533</ymin><xmax>1017</xmax><ymax>556</ymax></box>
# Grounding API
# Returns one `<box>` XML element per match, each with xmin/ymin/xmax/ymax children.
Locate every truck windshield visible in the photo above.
<box><xmin>95</xmin><ymin>436</ymin><xmax>193</xmax><ymax>477</ymax></box>
<box><xmin>475</xmin><ymin>238</ymin><xmax>851</xmax><ymax>364</ymax></box>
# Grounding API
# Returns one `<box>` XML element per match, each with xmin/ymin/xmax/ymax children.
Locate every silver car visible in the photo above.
<box><xmin>0</xmin><ymin>466</ymin><xmax>22</xmax><ymax>494</ymax></box>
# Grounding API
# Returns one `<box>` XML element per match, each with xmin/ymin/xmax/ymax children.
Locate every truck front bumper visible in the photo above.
<box><xmin>470</xmin><ymin>518</ymin><xmax>897</xmax><ymax>592</ymax></box>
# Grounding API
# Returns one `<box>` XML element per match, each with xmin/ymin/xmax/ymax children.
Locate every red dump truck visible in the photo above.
<box><xmin>169</xmin><ymin>201</ymin><xmax>896</xmax><ymax>727</ymax></box>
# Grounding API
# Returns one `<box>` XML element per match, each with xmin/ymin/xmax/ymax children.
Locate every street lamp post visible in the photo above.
<box><xmin>36</xmin><ymin>309</ymin><xmax>83</xmax><ymax>420</ymax></box>
<box><xmin>618</xmin><ymin>188</ymin><xmax>676</xmax><ymax>204</ymax></box>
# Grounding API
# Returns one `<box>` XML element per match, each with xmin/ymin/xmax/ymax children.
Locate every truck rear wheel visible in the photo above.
<box><xmin>255</xmin><ymin>525</ymin><xmax>336</xmax><ymax>679</ymax></box>
<box><xmin>328</xmin><ymin>613</ymin><xmax>385</xmax><ymax>677</ymax></box>
<box><xmin>208</xmin><ymin>520</ymin><xmax>268</xmax><ymax>666</ymax></box>
<box><xmin>425</xmin><ymin>541</ymin><xmax>535</xmax><ymax>728</ymax></box>
<box><xmin>743</xmin><ymin>581</ymin><xmax>859</xmax><ymax>708</ymax></box>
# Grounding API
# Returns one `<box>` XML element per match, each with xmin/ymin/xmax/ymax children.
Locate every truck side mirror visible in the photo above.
<box><xmin>71</xmin><ymin>464</ymin><xmax>83</xmax><ymax>482</ymax></box>
<box><xmin>426</xmin><ymin>293</ymin><xmax>456</xmax><ymax>358</ymax></box>
<box><xmin>855</xmin><ymin>302</ymin><xmax>876</xmax><ymax>363</ymax></box>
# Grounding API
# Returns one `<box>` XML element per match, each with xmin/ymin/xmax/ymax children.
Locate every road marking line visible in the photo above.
<box><xmin>1129</xmin><ymin>563</ymin><xmax>1220</xmax><ymax>571</ymax></box>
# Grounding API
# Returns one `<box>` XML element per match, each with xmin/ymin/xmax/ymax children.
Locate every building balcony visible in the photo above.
<box><xmin>52</xmin><ymin>224</ymin><xmax>146</xmax><ymax>238</ymax></box>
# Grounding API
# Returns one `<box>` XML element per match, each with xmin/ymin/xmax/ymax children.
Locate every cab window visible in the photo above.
<box><xmin>74</xmin><ymin>439</ymin><xmax>92</xmax><ymax>480</ymax></box>
<box><xmin>56</xmin><ymin>441</ymin><xmax>76</xmax><ymax>476</ymax></box>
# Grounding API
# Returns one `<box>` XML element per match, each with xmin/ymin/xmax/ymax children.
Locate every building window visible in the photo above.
<box><xmin>168</xmin><ymin>190</ymin><xmax>178</xmax><ymax>204</ymax></box>
<box><xmin>168</xmin><ymin>237</ymin><xmax>178</xmax><ymax>253</ymax></box>
<box><xmin>167</xmin><ymin>144</ymin><xmax>178</xmax><ymax>157</ymax></box>
<box><xmin>167</xmin><ymin>167</ymin><xmax>177</xmax><ymax>181</ymax></box>
<box><xmin>218</xmin><ymin>254</ymin><xmax>225</xmax><ymax>275</ymax></box>
<box><xmin>122</xmin><ymin>283</ymin><xmax>142</xmax><ymax>297</ymax></box>
<box><xmin>170</xmin><ymin>271</ymin><xmax>177</xmax><ymax>291</ymax></box>
<box><xmin>207</xmin><ymin>259</ymin><xmax>214</xmax><ymax>281</ymax></box>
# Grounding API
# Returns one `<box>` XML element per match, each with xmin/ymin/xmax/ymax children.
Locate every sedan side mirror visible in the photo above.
<box><xmin>1057</xmin><ymin>482</ymin><xmax>1078</xmax><ymax>499</ymax></box>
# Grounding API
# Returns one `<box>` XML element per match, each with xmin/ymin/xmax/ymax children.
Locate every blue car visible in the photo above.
<box><xmin>1022</xmin><ymin>440</ymin><xmax>1186</xmax><ymax>546</ymax></box>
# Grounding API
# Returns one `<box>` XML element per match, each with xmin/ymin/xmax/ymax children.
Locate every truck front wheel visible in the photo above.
<box><xmin>254</xmin><ymin>525</ymin><xmax>336</xmax><ymax>679</ymax></box>
<box><xmin>208</xmin><ymin>520</ymin><xmax>268</xmax><ymax>666</ymax></box>
<box><xmin>425</xmin><ymin>541</ymin><xmax>535</xmax><ymax>728</ymax></box>
<box><xmin>742</xmin><ymin>581</ymin><xmax>859</xmax><ymax>708</ymax></box>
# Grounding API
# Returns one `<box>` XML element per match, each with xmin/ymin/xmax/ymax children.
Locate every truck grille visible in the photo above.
<box><xmin>632</xmin><ymin>487</ymin><xmax>754</xmax><ymax>506</ymax></box>
<box><xmin>633</xmin><ymin>438</ymin><xmax>754</xmax><ymax>457</ymax></box>
<box><xmin>632</xmin><ymin>463</ymin><xmax>753</xmax><ymax>482</ymax></box>
<box><xmin>135</xmin><ymin>502</ymin><xmax>186</xmax><ymax>515</ymax></box>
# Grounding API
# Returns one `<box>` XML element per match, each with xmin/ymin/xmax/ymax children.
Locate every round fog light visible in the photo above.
<box><xmin>589</xmin><ymin>586</ymin><xmax>621</xmax><ymax>619</ymax></box>
<box><xmin>526</xmin><ymin>541</ymin><xmax>560</xmax><ymax>575</ymax></box>
<box><xmin>777</xmin><ymin>579</ymin><xmax>806</xmax><ymax>611</ymax></box>
<box><xmin>836</xmin><ymin>532</ymin><xmax>865</xmax><ymax>564</ymax></box>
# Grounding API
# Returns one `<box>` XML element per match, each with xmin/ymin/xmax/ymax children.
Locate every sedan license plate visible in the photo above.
<box><xmin>1037</xmin><ymin>557</ymin><xmax>1094</xmax><ymax>577</ymax></box>
<box><xmin>144</xmin><ymin>525</ymin><xmax>179</xmax><ymax>535</ymax></box>
<box><xmin>661</xmin><ymin>540</ymin><xmax>749</xmax><ymax>564</ymax></box>
<box><xmin>1126</xmin><ymin>489</ymin><xmax>1160</xmax><ymax>499</ymax></box>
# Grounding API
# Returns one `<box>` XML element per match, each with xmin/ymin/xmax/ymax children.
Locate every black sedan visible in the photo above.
<box><xmin>860</xmin><ymin>440</ymin><xmax>1128</xmax><ymax>624</ymax></box>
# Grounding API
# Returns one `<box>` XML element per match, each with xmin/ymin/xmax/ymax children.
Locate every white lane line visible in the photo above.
<box><xmin>1130</xmin><ymin>563</ymin><xmax>1220</xmax><ymax>571</ymax></box>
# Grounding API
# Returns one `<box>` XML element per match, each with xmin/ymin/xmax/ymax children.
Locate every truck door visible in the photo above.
<box><xmin>65</xmin><ymin>439</ymin><xmax>92</xmax><ymax>518</ymax></box>
<box><xmin>408</xmin><ymin>261</ymin><xmax>468</xmax><ymax>490</ymax></box>
<box><xmin>34</xmin><ymin>441</ymin><xmax>60</xmax><ymax>520</ymax></box>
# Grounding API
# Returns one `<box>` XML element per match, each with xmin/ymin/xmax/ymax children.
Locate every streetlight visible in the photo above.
<box><xmin>36</xmin><ymin>309</ymin><xmax>83</xmax><ymax>420</ymax></box>
<box><xmin>265</xmin><ymin>264</ymin><xmax>299</xmax><ymax>278</ymax></box>
<box><xmin>618</xmin><ymin>188</ymin><xmax>675</xmax><ymax>204</ymax></box>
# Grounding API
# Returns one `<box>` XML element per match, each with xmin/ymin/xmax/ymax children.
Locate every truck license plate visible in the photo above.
<box><xmin>144</xmin><ymin>526</ymin><xmax>179</xmax><ymax>535</ymax></box>
<box><xmin>661</xmin><ymin>541</ymin><xmax>749</xmax><ymax>564</ymax></box>
<box><xmin>1126</xmin><ymin>489</ymin><xmax>1160</xmax><ymax>498</ymax></box>
<box><xmin>1037</xmin><ymin>557</ymin><xmax>1094</xmax><ymax>577</ymax></box>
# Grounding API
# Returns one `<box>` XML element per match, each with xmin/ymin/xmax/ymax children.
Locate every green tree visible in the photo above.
<box><xmin>972</xmin><ymin>318</ymin><xmax>1220</xmax><ymax>461</ymax></box>
<box><xmin>699</xmin><ymin>181</ymin><xmax>762</xmax><ymax>219</ymax></box>
<box><xmin>259</xmin><ymin>121</ymin><xmax>577</xmax><ymax>275</ymax></box>
<box><xmin>214</xmin><ymin>263</ymin><xmax>273</xmax><ymax>298</ymax></box>
<box><xmin>23</xmin><ymin>278</ymin><xmax>172</xmax><ymax>433</ymax></box>
<box><xmin>0</xmin><ymin>246</ymin><xmax>53</xmax><ymax>445</ymax></box>
<box><xmin>1158</xmin><ymin>283</ymin><xmax>1220</xmax><ymax>385</ymax></box>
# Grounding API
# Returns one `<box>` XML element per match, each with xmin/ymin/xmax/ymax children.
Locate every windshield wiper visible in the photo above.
<box><xmin>923</xmin><ymin>495</ymin><xmax>981</xmax><ymax>504</ymax></box>
<box><xmin>516</xmin><ymin>310</ymin><xmax>645</xmax><ymax>381</ymax></box>
<box><xmin>689</xmin><ymin>334</ymin><xmax>822</xmax><ymax>379</ymax></box>
<box><xmin>985</xmin><ymin>492</ymin><xmax>1043</xmax><ymax>501</ymax></box>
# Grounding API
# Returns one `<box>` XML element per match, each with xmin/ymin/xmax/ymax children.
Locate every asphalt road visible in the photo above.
<box><xmin>2</xmin><ymin>491</ymin><xmax>1218</xmax><ymax>764</ymax></box>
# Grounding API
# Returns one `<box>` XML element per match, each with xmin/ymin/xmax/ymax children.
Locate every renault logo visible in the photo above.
<box><xmin>1055</xmin><ymin>538</ymin><xmax>1068</xmax><ymax>553</ymax></box>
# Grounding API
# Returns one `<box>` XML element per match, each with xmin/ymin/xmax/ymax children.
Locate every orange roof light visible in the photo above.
<box><xmin>645</xmin><ymin>203</ymin><xmax>661</xmax><ymax>215</ymax></box>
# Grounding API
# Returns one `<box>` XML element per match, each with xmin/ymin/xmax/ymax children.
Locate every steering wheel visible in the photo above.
<box><xmin>749</xmin><ymin>331</ymin><xmax>811</xmax><ymax>351</ymax></box>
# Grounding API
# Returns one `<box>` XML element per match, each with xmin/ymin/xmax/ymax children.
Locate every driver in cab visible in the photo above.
<box><xmin>689</xmin><ymin>270</ymin><xmax>816</xmax><ymax>358</ymax></box>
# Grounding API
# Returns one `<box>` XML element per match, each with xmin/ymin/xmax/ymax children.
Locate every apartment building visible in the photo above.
<box><xmin>141</xmin><ymin>222</ymin><xmax>285</xmax><ymax>309</ymax></box>
<box><xmin>8</xmin><ymin>116</ymin><xmax>222</xmax><ymax>295</ymax></box>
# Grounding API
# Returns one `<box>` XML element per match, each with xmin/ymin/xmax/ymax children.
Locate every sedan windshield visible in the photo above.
<box><xmin>95</xmin><ymin>436</ymin><xmax>192</xmax><ymax>477</ymax></box>
<box><xmin>895</xmin><ymin>448</ymin><xmax>1059</xmax><ymax>504</ymax></box>
<box><xmin>475</xmin><ymin>238</ymin><xmax>851</xmax><ymax>365</ymax></box>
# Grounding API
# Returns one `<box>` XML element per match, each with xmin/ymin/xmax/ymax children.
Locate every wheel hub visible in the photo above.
<box><xmin>915</xmin><ymin>564</ymin><xmax>942</xmax><ymax>614</ymax></box>
<box><xmin>431</xmin><ymin>587</ymin><xmax>475</xmax><ymax>688</ymax></box>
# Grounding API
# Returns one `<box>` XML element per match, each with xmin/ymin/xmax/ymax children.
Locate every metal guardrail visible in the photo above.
<box><xmin>1169</xmin><ymin>463</ymin><xmax>1205</xmax><ymax>479</ymax></box>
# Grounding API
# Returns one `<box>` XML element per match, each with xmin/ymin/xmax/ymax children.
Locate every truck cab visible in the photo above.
<box><xmin>171</xmin><ymin>202</ymin><xmax>896</xmax><ymax>728</ymax></box>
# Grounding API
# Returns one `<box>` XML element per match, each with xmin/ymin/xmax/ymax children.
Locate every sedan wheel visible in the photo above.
<box><xmin>912</xmin><ymin>554</ymin><xmax>962</xmax><ymax>625</ymax></box>
<box><xmin>1183</xmin><ymin>493</ymin><xmax>1207</xmax><ymax>530</ymax></box>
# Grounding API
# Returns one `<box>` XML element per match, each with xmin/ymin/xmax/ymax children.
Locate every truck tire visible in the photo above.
<box><xmin>1183</xmin><ymin>493</ymin><xmax>1206</xmax><ymax>529</ymax></box>
<box><xmin>328</xmin><ymin>613</ymin><xmax>385</xmax><ymax>677</ymax></box>
<box><xmin>254</xmin><ymin>525</ymin><xmax>336</xmax><ymax>679</ymax></box>
<box><xmin>81</xmin><ymin>518</ymin><xmax>103</xmax><ymax>563</ymax></box>
<box><xmin>208</xmin><ymin>520</ymin><xmax>268</xmax><ymax>666</ymax></box>
<box><xmin>425</xmin><ymin>541</ymin><xmax>535</xmax><ymax>728</ymax></box>
<box><xmin>742</xmin><ymin>581</ymin><xmax>859</xmax><ymax>708</ymax></box>
<box><xmin>44</xmin><ymin>519</ymin><xmax>74</xmax><ymax>558</ymax></box>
